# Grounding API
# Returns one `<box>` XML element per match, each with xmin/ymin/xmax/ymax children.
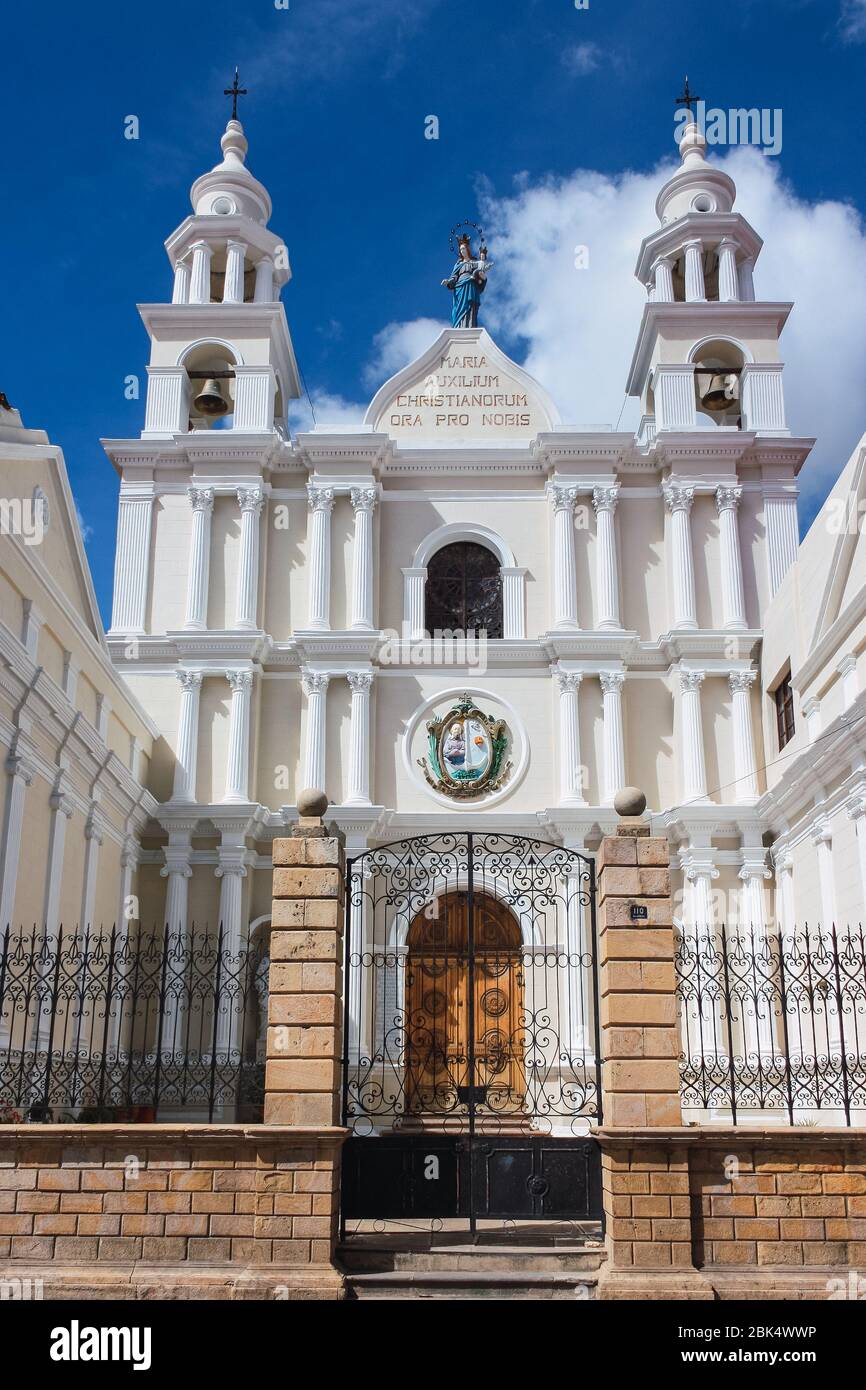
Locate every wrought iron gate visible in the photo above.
<box><xmin>340</xmin><ymin>832</ymin><xmax>602</xmax><ymax>1228</ymax></box>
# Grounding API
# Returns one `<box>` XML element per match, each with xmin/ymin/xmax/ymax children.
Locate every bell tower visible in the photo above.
<box><xmin>626</xmin><ymin>113</ymin><xmax>790</xmax><ymax>440</ymax></box>
<box><xmin>136</xmin><ymin>101</ymin><xmax>300</xmax><ymax>440</ymax></box>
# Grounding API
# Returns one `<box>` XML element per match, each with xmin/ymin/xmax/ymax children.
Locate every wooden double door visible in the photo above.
<box><xmin>405</xmin><ymin>891</ymin><xmax>525</xmax><ymax>1116</ymax></box>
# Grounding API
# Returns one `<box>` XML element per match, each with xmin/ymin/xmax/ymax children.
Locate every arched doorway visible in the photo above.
<box><xmin>405</xmin><ymin>891</ymin><xmax>524</xmax><ymax>1116</ymax></box>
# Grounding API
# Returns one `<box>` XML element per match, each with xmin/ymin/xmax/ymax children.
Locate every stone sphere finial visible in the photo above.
<box><xmin>297</xmin><ymin>788</ymin><xmax>328</xmax><ymax>819</ymax></box>
<box><xmin>613</xmin><ymin>786</ymin><xmax>647</xmax><ymax>819</ymax></box>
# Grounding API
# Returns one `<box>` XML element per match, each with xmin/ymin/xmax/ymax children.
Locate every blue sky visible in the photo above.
<box><xmin>3</xmin><ymin>0</ymin><xmax>866</xmax><ymax>621</ymax></box>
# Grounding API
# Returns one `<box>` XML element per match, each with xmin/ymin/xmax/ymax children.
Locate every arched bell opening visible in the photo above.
<box><xmin>404</xmin><ymin>891</ymin><xmax>526</xmax><ymax>1120</ymax></box>
<box><xmin>182</xmin><ymin>341</ymin><xmax>239</xmax><ymax>431</ymax></box>
<box><xmin>690</xmin><ymin>336</ymin><xmax>746</xmax><ymax>428</ymax></box>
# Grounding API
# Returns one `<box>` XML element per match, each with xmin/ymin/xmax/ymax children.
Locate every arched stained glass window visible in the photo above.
<box><xmin>424</xmin><ymin>541</ymin><xmax>503</xmax><ymax>638</ymax></box>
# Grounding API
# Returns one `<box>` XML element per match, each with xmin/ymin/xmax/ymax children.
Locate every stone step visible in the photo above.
<box><xmin>339</xmin><ymin>1242</ymin><xmax>606</xmax><ymax>1274</ymax></box>
<box><xmin>344</xmin><ymin>1268</ymin><xmax>602</xmax><ymax>1300</ymax></box>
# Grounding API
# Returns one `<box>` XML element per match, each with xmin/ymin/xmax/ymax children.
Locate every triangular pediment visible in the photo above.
<box><xmin>363</xmin><ymin>327</ymin><xmax>561</xmax><ymax>443</ymax></box>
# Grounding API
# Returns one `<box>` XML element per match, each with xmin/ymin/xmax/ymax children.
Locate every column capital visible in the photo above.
<box><xmin>682</xmin><ymin>237</ymin><xmax>704</xmax><ymax>252</ymax></box>
<box><xmin>651</xmin><ymin>252</ymin><xmax>675</xmax><ymax>271</ymax></box>
<box><xmin>226</xmin><ymin>668</ymin><xmax>254</xmax><ymax>695</ymax></box>
<box><xmin>810</xmin><ymin>816</ymin><xmax>832</xmax><ymax>847</ymax></box>
<box><xmin>4</xmin><ymin>753</ymin><xmax>34</xmax><ymax>785</ymax></box>
<box><xmin>715</xmin><ymin>484</ymin><xmax>742</xmax><ymax>513</ymax></box>
<box><xmin>350</xmin><ymin>485</ymin><xmax>378</xmax><ymax>514</ymax></box>
<box><xmin>307</xmin><ymin>483</ymin><xmax>336</xmax><ymax>514</ymax></box>
<box><xmin>177</xmin><ymin>669</ymin><xmax>204</xmax><ymax>692</ymax></box>
<box><xmin>188</xmin><ymin>486</ymin><xmax>215</xmax><ymax>513</ymax></box>
<box><xmin>772</xmin><ymin>841</ymin><xmax>794</xmax><ymax>872</ymax></box>
<box><xmin>592</xmin><ymin>484</ymin><xmax>619</xmax><ymax>515</ymax></box>
<box><xmin>662</xmin><ymin>481</ymin><xmax>695</xmax><ymax>514</ymax></box>
<box><xmin>302</xmin><ymin>668</ymin><xmax>330</xmax><ymax>697</ymax></box>
<box><xmin>84</xmin><ymin>811</ymin><xmax>105</xmax><ymax>846</ymax></box>
<box><xmin>847</xmin><ymin>791</ymin><xmax>866</xmax><ymax>821</ymax></box>
<box><xmin>548</xmin><ymin>483</ymin><xmax>580</xmax><ymax>513</ymax></box>
<box><xmin>738</xmin><ymin>855</ymin><xmax>772</xmax><ymax>882</ymax></box>
<box><xmin>728</xmin><ymin>668</ymin><xmax>757</xmax><ymax>694</ymax></box>
<box><xmin>717</xmin><ymin>235</ymin><xmax>740</xmax><ymax>252</ymax></box>
<box><xmin>555</xmin><ymin>666</ymin><xmax>583</xmax><ymax>693</ymax></box>
<box><xmin>679</xmin><ymin>668</ymin><xmax>705</xmax><ymax>692</ymax></box>
<box><xmin>599</xmin><ymin>670</ymin><xmax>625</xmax><ymax>694</ymax></box>
<box><xmin>226</xmin><ymin>237</ymin><xmax>248</xmax><ymax>253</ymax></box>
<box><xmin>237</xmin><ymin>485</ymin><xmax>265</xmax><ymax>516</ymax></box>
<box><xmin>347</xmin><ymin>669</ymin><xmax>375</xmax><ymax>694</ymax></box>
<box><xmin>682</xmin><ymin>857</ymin><xmax>719</xmax><ymax>884</ymax></box>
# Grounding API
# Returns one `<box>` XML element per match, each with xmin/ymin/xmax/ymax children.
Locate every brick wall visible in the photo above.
<box><xmin>0</xmin><ymin>1125</ymin><xmax>345</xmax><ymax>1298</ymax></box>
<box><xmin>599</xmin><ymin>1127</ymin><xmax>866</xmax><ymax>1298</ymax></box>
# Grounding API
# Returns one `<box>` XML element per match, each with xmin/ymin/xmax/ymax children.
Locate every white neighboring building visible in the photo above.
<box><xmin>0</xmin><ymin>398</ymin><xmax>157</xmax><ymax>955</ymax></box>
<box><xmin>96</xmin><ymin>105</ymin><xmax>866</xmax><ymax>948</ymax></box>
<box><xmin>761</xmin><ymin>429</ymin><xmax>866</xmax><ymax>931</ymax></box>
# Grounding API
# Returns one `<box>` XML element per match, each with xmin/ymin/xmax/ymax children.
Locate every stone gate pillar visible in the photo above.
<box><xmin>257</xmin><ymin>789</ymin><xmax>347</xmax><ymax>1296</ymax></box>
<box><xmin>597</xmin><ymin>788</ymin><xmax>681</xmax><ymax>1128</ymax></box>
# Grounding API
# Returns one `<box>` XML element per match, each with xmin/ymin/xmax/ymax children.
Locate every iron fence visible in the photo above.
<box><xmin>0</xmin><ymin>926</ymin><xmax>266</xmax><ymax>1122</ymax></box>
<box><xmin>676</xmin><ymin>923</ymin><xmax>866</xmax><ymax>1125</ymax></box>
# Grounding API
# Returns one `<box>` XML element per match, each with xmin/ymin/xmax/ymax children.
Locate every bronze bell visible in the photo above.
<box><xmin>700</xmin><ymin>371</ymin><xmax>738</xmax><ymax>413</ymax></box>
<box><xmin>193</xmin><ymin>378</ymin><xmax>229</xmax><ymax>416</ymax></box>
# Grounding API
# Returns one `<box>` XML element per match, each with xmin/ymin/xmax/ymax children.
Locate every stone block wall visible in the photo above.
<box><xmin>599</xmin><ymin>1127</ymin><xmax>866</xmax><ymax>1298</ymax></box>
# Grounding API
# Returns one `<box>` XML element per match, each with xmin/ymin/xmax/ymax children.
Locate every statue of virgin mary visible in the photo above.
<box><xmin>442</xmin><ymin>233</ymin><xmax>492</xmax><ymax>328</ymax></box>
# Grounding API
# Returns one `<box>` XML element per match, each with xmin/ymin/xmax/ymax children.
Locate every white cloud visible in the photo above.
<box><xmin>839</xmin><ymin>0</ymin><xmax>866</xmax><ymax>41</ymax></box>
<box><xmin>289</xmin><ymin>391</ymin><xmax>366</xmax><ymax>433</ymax></box>
<box><xmin>468</xmin><ymin>147</ymin><xmax>866</xmax><ymax>515</ymax></box>
<box><xmin>363</xmin><ymin>317</ymin><xmax>448</xmax><ymax>390</ymax></box>
<box><xmin>76</xmin><ymin>505</ymin><xmax>94</xmax><ymax>543</ymax></box>
<box><xmin>561</xmin><ymin>42</ymin><xmax>602</xmax><ymax>75</ymax></box>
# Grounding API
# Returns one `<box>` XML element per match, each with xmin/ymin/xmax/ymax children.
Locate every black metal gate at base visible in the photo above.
<box><xmin>340</xmin><ymin>832</ymin><xmax>602</xmax><ymax>1230</ymax></box>
<box><xmin>341</xmin><ymin>1133</ymin><xmax>603</xmax><ymax>1223</ymax></box>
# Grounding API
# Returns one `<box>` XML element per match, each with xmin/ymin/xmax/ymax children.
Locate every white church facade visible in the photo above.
<box><xmin>1</xmin><ymin>105</ymin><xmax>864</xmax><ymax>1132</ymax></box>
<box><xmin>99</xmin><ymin>110</ymin><xmax>833</xmax><ymax>946</ymax></box>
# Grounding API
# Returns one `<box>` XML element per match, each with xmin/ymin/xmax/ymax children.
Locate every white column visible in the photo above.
<box><xmin>172</xmin><ymin>258</ymin><xmax>191</xmax><ymax>304</ymax></box>
<box><xmin>738</xmin><ymin>257</ymin><xmax>756</xmax><ymax>301</ymax></box>
<box><xmin>663</xmin><ymin>483</ymin><xmax>698</xmax><ymax>630</ymax></box>
<box><xmin>717</xmin><ymin>237</ymin><xmax>740</xmax><ymax>302</ymax></box>
<box><xmin>683</xmin><ymin>238</ymin><xmax>706</xmax><ymax>301</ymax></box>
<box><xmin>838</xmin><ymin>655</ymin><xmax>859</xmax><ymax>710</ymax></box>
<box><xmin>652</xmin><ymin>254</ymin><xmax>675</xmax><ymax>303</ymax></box>
<box><xmin>592</xmin><ymin>485</ymin><xmax>621</xmax><ymax>629</ymax></box>
<box><xmin>118</xmin><ymin>837</ymin><xmax>139</xmax><ymax>930</ymax></box>
<box><xmin>0</xmin><ymin>752</ymin><xmax>33</xmax><ymax>928</ymax></box>
<box><xmin>302</xmin><ymin>669</ymin><xmax>330</xmax><ymax>792</ymax></box>
<box><xmin>501</xmin><ymin>568</ymin><xmax>527</xmax><ymax>639</ymax></box>
<box><xmin>161</xmin><ymin>831</ymin><xmax>193</xmax><ymax>931</ymax></box>
<box><xmin>847</xmin><ymin>793</ymin><xmax>866</xmax><ymax>919</ymax></box>
<box><xmin>346</xmin><ymin>671</ymin><xmax>374</xmax><ymax>805</ymax></box>
<box><xmin>223</xmin><ymin>669</ymin><xmax>254</xmax><ymax>803</ymax></box>
<box><xmin>110</xmin><ymin>485</ymin><xmax>154</xmax><ymax>634</ymax></box>
<box><xmin>234</xmin><ymin>486</ymin><xmax>265</xmax><ymax>629</ymax></box>
<box><xmin>556</xmin><ymin>668</ymin><xmax>585</xmax><ymax>805</ymax></box>
<box><xmin>729</xmin><ymin>670</ymin><xmax>759</xmax><ymax>802</ymax></box>
<box><xmin>802</xmin><ymin>697</ymin><xmax>822</xmax><ymax>744</ymax></box>
<box><xmin>679</xmin><ymin>669</ymin><xmax>708</xmax><ymax>802</ymax></box>
<box><xmin>764</xmin><ymin>490</ymin><xmax>799</xmax><ymax>595</ymax></box>
<box><xmin>402</xmin><ymin>568</ymin><xmax>427</xmax><ymax>639</ymax></box>
<box><xmin>306</xmin><ymin>485</ymin><xmax>335</xmax><ymax>631</ymax></box>
<box><xmin>773</xmin><ymin>843</ymin><xmax>796</xmax><ymax>938</ymax></box>
<box><xmin>684</xmin><ymin>858</ymin><xmax>719</xmax><ymax>927</ymax></box>
<box><xmin>184</xmin><ymin>487</ymin><xmax>214</xmax><ymax>630</ymax></box>
<box><xmin>43</xmin><ymin>787</ymin><xmax>74</xmax><ymax>932</ymax></box>
<box><xmin>738</xmin><ymin>854</ymin><xmax>776</xmax><ymax>1057</ymax></box>
<box><xmin>715</xmin><ymin>486</ymin><xmax>747</xmax><ymax>629</ymax></box>
<box><xmin>223</xmin><ymin>239</ymin><xmax>247</xmax><ymax>304</ymax></box>
<box><xmin>600</xmin><ymin>671</ymin><xmax>626</xmax><ymax>804</ymax></box>
<box><xmin>549</xmin><ymin>484</ymin><xmax>580</xmax><ymax>629</ymax></box>
<box><xmin>350</xmin><ymin>487</ymin><xmax>377</xmax><ymax>631</ymax></box>
<box><xmin>215</xmin><ymin>846</ymin><xmax>248</xmax><ymax>1057</ymax></box>
<box><xmin>81</xmin><ymin>811</ymin><xmax>103</xmax><ymax>929</ymax></box>
<box><xmin>812</xmin><ymin>818</ymin><xmax>838</xmax><ymax>929</ymax></box>
<box><xmin>172</xmin><ymin>670</ymin><xmax>203</xmax><ymax>802</ymax></box>
<box><xmin>739</xmin><ymin>857</ymin><xmax>771</xmax><ymax>930</ymax></box>
<box><xmin>188</xmin><ymin>240</ymin><xmax>213</xmax><ymax>304</ymax></box>
<box><xmin>254</xmin><ymin>255</ymin><xmax>275</xmax><ymax>302</ymax></box>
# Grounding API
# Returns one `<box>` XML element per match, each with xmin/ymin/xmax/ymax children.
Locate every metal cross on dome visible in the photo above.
<box><xmin>224</xmin><ymin>67</ymin><xmax>248</xmax><ymax>121</ymax></box>
<box><xmin>675</xmin><ymin>75</ymin><xmax>702</xmax><ymax>120</ymax></box>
